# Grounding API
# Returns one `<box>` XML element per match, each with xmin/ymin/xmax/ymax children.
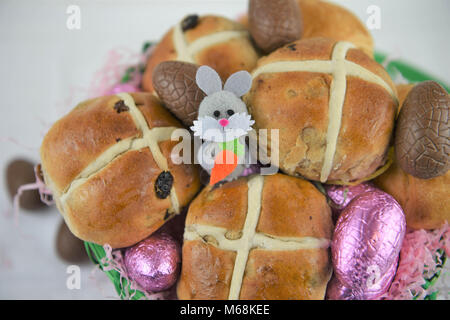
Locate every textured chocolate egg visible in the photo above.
<box><xmin>6</xmin><ymin>159</ymin><xmax>46</xmax><ymax>210</ymax></box>
<box><xmin>248</xmin><ymin>0</ymin><xmax>303</xmax><ymax>53</ymax></box>
<box><xmin>395</xmin><ymin>81</ymin><xmax>449</xmax><ymax>179</ymax></box>
<box><xmin>152</xmin><ymin>61</ymin><xmax>205</xmax><ymax>127</ymax></box>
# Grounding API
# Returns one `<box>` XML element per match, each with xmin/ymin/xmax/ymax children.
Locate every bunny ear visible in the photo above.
<box><xmin>224</xmin><ymin>70</ymin><xmax>253</xmax><ymax>97</ymax></box>
<box><xmin>196</xmin><ymin>65</ymin><xmax>223</xmax><ymax>95</ymax></box>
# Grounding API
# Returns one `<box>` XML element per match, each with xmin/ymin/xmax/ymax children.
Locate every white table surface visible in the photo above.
<box><xmin>0</xmin><ymin>0</ymin><xmax>449</xmax><ymax>299</ymax></box>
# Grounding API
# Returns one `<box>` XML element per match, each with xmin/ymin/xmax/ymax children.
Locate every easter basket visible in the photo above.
<box><xmin>81</xmin><ymin>40</ymin><xmax>450</xmax><ymax>300</ymax></box>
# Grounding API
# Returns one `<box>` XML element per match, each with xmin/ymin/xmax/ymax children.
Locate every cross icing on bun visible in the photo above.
<box><xmin>245</xmin><ymin>38</ymin><xmax>398</xmax><ymax>184</ymax></box>
<box><xmin>40</xmin><ymin>93</ymin><xmax>201</xmax><ymax>248</ymax></box>
<box><xmin>142</xmin><ymin>15</ymin><xmax>259</xmax><ymax>93</ymax></box>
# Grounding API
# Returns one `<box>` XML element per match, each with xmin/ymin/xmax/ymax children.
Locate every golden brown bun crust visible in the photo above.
<box><xmin>177</xmin><ymin>240</ymin><xmax>236</xmax><ymax>299</ymax></box>
<box><xmin>64</xmin><ymin>149</ymin><xmax>168</xmax><ymax>248</ymax></box>
<box><xmin>41</xmin><ymin>92</ymin><xmax>201</xmax><ymax>248</ymax></box>
<box><xmin>258</xmin><ymin>174</ymin><xmax>333</xmax><ymax>239</ymax></box>
<box><xmin>186</xmin><ymin>178</ymin><xmax>249</xmax><ymax>231</ymax></box>
<box><xmin>135</xmin><ymin>93</ymin><xmax>183</xmax><ymax>128</ymax></box>
<box><xmin>396</xmin><ymin>83</ymin><xmax>415</xmax><ymax>112</ymax></box>
<box><xmin>263</xmin><ymin>36</ymin><xmax>334</xmax><ymax>61</ymax></box>
<box><xmin>246</xmin><ymin>38</ymin><xmax>397</xmax><ymax>183</ymax></box>
<box><xmin>298</xmin><ymin>0</ymin><xmax>374</xmax><ymax>56</ymax></box>
<box><xmin>374</xmin><ymin>156</ymin><xmax>450</xmax><ymax>230</ymax></box>
<box><xmin>40</xmin><ymin>95</ymin><xmax>140</xmax><ymax>194</ymax></box>
<box><xmin>345</xmin><ymin>49</ymin><xmax>396</xmax><ymax>91</ymax></box>
<box><xmin>178</xmin><ymin>174</ymin><xmax>333</xmax><ymax>300</ymax></box>
<box><xmin>141</xmin><ymin>30</ymin><xmax>177</xmax><ymax>93</ymax></box>
<box><xmin>237</xmin><ymin>14</ymin><xmax>249</xmax><ymax>29</ymax></box>
<box><xmin>330</xmin><ymin>77</ymin><xmax>396</xmax><ymax>182</ymax></box>
<box><xmin>240</xmin><ymin>248</ymin><xmax>331</xmax><ymax>299</ymax></box>
<box><xmin>194</xmin><ymin>37</ymin><xmax>258</xmax><ymax>81</ymax></box>
<box><xmin>184</xmin><ymin>16</ymin><xmax>240</xmax><ymax>43</ymax></box>
<box><xmin>142</xmin><ymin>15</ymin><xmax>259</xmax><ymax>92</ymax></box>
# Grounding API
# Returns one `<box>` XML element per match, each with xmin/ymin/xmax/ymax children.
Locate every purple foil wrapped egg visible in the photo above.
<box><xmin>326</xmin><ymin>257</ymin><xmax>398</xmax><ymax>300</ymax></box>
<box><xmin>124</xmin><ymin>232</ymin><xmax>181</xmax><ymax>293</ymax></box>
<box><xmin>325</xmin><ymin>183</ymin><xmax>377</xmax><ymax>221</ymax></box>
<box><xmin>332</xmin><ymin>190</ymin><xmax>406</xmax><ymax>295</ymax></box>
<box><xmin>241</xmin><ymin>164</ymin><xmax>262</xmax><ymax>177</ymax></box>
<box><xmin>326</xmin><ymin>276</ymin><xmax>361</xmax><ymax>300</ymax></box>
<box><xmin>107</xmin><ymin>83</ymin><xmax>139</xmax><ymax>95</ymax></box>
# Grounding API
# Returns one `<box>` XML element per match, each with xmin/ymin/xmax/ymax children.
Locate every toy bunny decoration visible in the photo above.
<box><xmin>191</xmin><ymin>66</ymin><xmax>255</xmax><ymax>185</ymax></box>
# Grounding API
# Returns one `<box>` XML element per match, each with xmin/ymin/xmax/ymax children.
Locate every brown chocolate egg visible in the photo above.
<box><xmin>249</xmin><ymin>0</ymin><xmax>302</xmax><ymax>53</ymax></box>
<box><xmin>6</xmin><ymin>159</ymin><xmax>46</xmax><ymax>210</ymax></box>
<box><xmin>152</xmin><ymin>61</ymin><xmax>205</xmax><ymax>127</ymax></box>
<box><xmin>395</xmin><ymin>81</ymin><xmax>449</xmax><ymax>179</ymax></box>
<box><xmin>56</xmin><ymin>220</ymin><xmax>89</xmax><ymax>263</ymax></box>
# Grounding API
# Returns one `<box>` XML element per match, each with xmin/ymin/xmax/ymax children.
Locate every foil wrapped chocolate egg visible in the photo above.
<box><xmin>241</xmin><ymin>163</ymin><xmax>262</xmax><ymax>177</ymax></box>
<box><xmin>124</xmin><ymin>233</ymin><xmax>181</xmax><ymax>293</ymax></box>
<box><xmin>326</xmin><ymin>276</ymin><xmax>359</xmax><ymax>300</ymax></box>
<box><xmin>325</xmin><ymin>182</ymin><xmax>376</xmax><ymax>221</ymax></box>
<box><xmin>332</xmin><ymin>190</ymin><xmax>406</xmax><ymax>293</ymax></box>
<box><xmin>395</xmin><ymin>81</ymin><xmax>450</xmax><ymax>179</ymax></box>
<box><xmin>326</xmin><ymin>257</ymin><xmax>398</xmax><ymax>300</ymax></box>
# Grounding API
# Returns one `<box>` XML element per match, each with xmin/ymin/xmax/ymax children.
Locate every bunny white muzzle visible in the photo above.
<box><xmin>191</xmin><ymin>113</ymin><xmax>255</xmax><ymax>143</ymax></box>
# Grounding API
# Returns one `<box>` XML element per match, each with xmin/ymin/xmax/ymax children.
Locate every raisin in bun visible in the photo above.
<box><xmin>177</xmin><ymin>174</ymin><xmax>333</xmax><ymax>300</ymax></box>
<box><xmin>40</xmin><ymin>92</ymin><xmax>200</xmax><ymax>248</ymax></box>
<box><xmin>141</xmin><ymin>15</ymin><xmax>259</xmax><ymax>93</ymax></box>
<box><xmin>245</xmin><ymin>38</ymin><xmax>398</xmax><ymax>184</ymax></box>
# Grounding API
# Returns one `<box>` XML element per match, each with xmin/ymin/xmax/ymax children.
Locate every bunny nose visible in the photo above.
<box><xmin>219</xmin><ymin>118</ymin><xmax>229</xmax><ymax>127</ymax></box>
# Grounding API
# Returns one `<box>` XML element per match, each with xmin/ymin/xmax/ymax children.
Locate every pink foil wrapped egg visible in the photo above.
<box><xmin>326</xmin><ymin>276</ymin><xmax>359</xmax><ymax>300</ymax></box>
<box><xmin>124</xmin><ymin>233</ymin><xmax>181</xmax><ymax>293</ymax></box>
<box><xmin>325</xmin><ymin>183</ymin><xmax>377</xmax><ymax>221</ymax></box>
<box><xmin>241</xmin><ymin>163</ymin><xmax>262</xmax><ymax>177</ymax></box>
<box><xmin>326</xmin><ymin>182</ymin><xmax>377</xmax><ymax>210</ymax></box>
<box><xmin>332</xmin><ymin>190</ymin><xmax>406</xmax><ymax>296</ymax></box>
<box><xmin>326</xmin><ymin>257</ymin><xmax>399</xmax><ymax>300</ymax></box>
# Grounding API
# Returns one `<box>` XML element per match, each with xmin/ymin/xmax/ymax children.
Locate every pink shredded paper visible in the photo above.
<box><xmin>12</xmin><ymin>164</ymin><xmax>54</xmax><ymax>224</ymax></box>
<box><xmin>87</xmin><ymin>45</ymin><xmax>152</xmax><ymax>98</ymax></box>
<box><xmin>379</xmin><ymin>223</ymin><xmax>450</xmax><ymax>300</ymax></box>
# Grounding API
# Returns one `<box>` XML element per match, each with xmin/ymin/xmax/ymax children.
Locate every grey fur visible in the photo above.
<box><xmin>194</xmin><ymin>65</ymin><xmax>255</xmax><ymax>183</ymax></box>
<box><xmin>197</xmin><ymin>91</ymin><xmax>248</xmax><ymax>119</ymax></box>
<box><xmin>224</xmin><ymin>70</ymin><xmax>253</xmax><ymax>97</ymax></box>
<box><xmin>195</xmin><ymin>65</ymin><xmax>222</xmax><ymax>96</ymax></box>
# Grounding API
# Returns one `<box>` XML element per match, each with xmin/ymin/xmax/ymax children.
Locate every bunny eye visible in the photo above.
<box><xmin>227</xmin><ymin>109</ymin><xmax>235</xmax><ymax>116</ymax></box>
<box><xmin>213</xmin><ymin>110</ymin><xmax>221</xmax><ymax>118</ymax></box>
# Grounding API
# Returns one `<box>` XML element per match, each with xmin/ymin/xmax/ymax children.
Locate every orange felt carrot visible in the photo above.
<box><xmin>209</xmin><ymin>150</ymin><xmax>238</xmax><ymax>185</ymax></box>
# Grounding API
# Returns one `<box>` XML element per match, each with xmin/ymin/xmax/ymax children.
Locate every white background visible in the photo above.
<box><xmin>0</xmin><ymin>0</ymin><xmax>449</xmax><ymax>299</ymax></box>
